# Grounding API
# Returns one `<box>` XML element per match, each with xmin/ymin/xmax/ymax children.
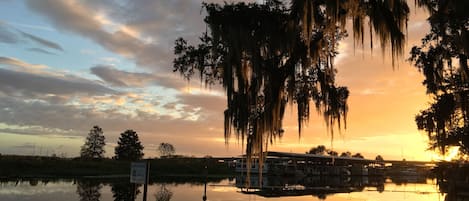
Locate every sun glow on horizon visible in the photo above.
<box><xmin>427</xmin><ymin>146</ymin><xmax>460</xmax><ymax>162</ymax></box>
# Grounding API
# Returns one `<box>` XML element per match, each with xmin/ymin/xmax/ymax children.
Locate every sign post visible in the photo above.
<box><xmin>130</xmin><ymin>161</ymin><xmax>150</xmax><ymax>201</ymax></box>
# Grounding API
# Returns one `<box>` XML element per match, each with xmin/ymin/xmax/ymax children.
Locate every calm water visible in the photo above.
<box><xmin>0</xmin><ymin>176</ymin><xmax>447</xmax><ymax>201</ymax></box>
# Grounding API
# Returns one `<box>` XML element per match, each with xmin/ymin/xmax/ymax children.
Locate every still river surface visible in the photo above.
<box><xmin>0</xmin><ymin>176</ymin><xmax>446</xmax><ymax>201</ymax></box>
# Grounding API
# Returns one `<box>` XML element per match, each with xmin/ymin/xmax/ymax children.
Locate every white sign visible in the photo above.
<box><xmin>130</xmin><ymin>162</ymin><xmax>147</xmax><ymax>184</ymax></box>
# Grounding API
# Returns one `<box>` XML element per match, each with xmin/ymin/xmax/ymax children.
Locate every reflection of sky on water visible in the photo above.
<box><xmin>0</xmin><ymin>180</ymin><xmax>78</xmax><ymax>201</ymax></box>
<box><xmin>341</xmin><ymin>183</ymin><xmax>441</xmax><ymax>201</ymax></box>
<box><xmin>0</xmin><ymin>181</ymin><xmax>75</xmax><ymax>195</ymax></box>
<box><xmin>0</xmin><ymin>178</ymin><xmax>445</xmax><ymax>201</ymax></box>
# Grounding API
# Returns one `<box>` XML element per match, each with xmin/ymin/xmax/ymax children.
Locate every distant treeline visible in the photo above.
<box><xmin>0</xmin><ymin>155</ymin><xmax>234</xmax><ymax>178</ymax></box>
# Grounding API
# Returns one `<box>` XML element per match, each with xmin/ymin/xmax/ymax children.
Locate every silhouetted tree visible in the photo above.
<box><xmin>375</xmin><ymin>155</ymin><xmax>384</xmax><ymax>161</ymax></box>
<box><xmin>111</xmin><ymin>181</ymin><xmax>140</xmax><ymax>201</ymax></box>
<box><xmin>307</xmin><ymin>145</ymin><xmax>339</xmax><ymax>156</ymax></box>
<box><xmin>80</xmin><ymin>126</ymin><xmax>106</xmax><ymax>160</ymax></box>
<box><xmin>328</xmin><ymin>150</ymin><xmax>338</xmax><ymax>156</ymax></box>
<box><xmin>308</xmin><ymin>145</ymin><xmax>327</xmax><ymax>155</ymax></box>
<box><xmin>155</xmin><ymin>184</ymin><xmax>173</xmax><ymax>201</ymax></box>
<box><xmin>174</xmin><ymin>0</ymin><xmax>409</xmax><ymax>165</ymax></box>
<box><xmin>115</xmin><ymin>130</ymin><xmax>144</xmax><ymax>160</ymax></box>
<box><xmin>29</xmin><ymin>179</ymin><xmax>38</xmax><ymax>186</ymax></box>
<box><xmin>76</xmin><ymin>180</ymin><xmax>102</xmax><ymax>201</ymax></box>
<box><xmin>377</xmin><ymin>184</ymin><xmax>385</xmax><ymax>193</ymax></box>
<box><xmin>158</xmin><ymin>143</ymin><xmax>175</xmax><ymax>157</ymax></box>
<box><xmin>340</xmin><ymin>151</ymin><xmax>351</xmax><ymax>157</ymax></box>
<box><xmin>352</xmin><ymin>153</ymin><xmax>364</xmax><ymax>159</ymax></box>
<box><xmin>411</xmin><ymin>0</ymin><xmax>469</xmax><ymax>155</ymax></box>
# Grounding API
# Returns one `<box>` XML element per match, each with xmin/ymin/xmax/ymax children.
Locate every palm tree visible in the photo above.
<box><xmin>174</xmin><ymin>0</ymin><xmax>409</xmax><ymax>167</ymax></box>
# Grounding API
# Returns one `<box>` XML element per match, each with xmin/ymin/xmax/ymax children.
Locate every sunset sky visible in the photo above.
<box><xmin>0</xmin><ymin>0</ymin><xmax>443</xmax><ymax>161</ymax></box>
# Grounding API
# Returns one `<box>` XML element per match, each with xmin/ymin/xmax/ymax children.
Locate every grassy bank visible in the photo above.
<box><xmin>0</xmin><ymin>155</ymin><xmax>234</xmax><ymax>178</ymax></box>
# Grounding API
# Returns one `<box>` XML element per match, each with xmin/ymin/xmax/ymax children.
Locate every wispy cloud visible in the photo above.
<box><xmin>90</xmin><ymin>64</ymin><xmax>190</xmax><ymax>90</ymax></box>
<box><xmin>0</xmin><ymin>56</ymin><xmax>47</xmax><ymax>71</ymax></box>
<box><xmin>0</xmin><ymin>93</ymin><xmax>223</xmax><ymax>140</ymax></box>
<box><xmin>27</xmin><ymin>47</ymin><xmax>57</xmax><ymax>55</ymax></box>
<box><xmin>18</xmin><ymin>29</ymin><xmax>64</xmax><ymax>51</ymax></box>
<box><xmin>90</xmin><ymin>65</ymin><xmax>155</xmax><ymax>87</ymax></box>
<box><xmin>0</xmin><ymin>22</ymin><xmax>19</xmax><ymax>44</ymax></box>
<box><xmin>7</xmin><ymin>21</ymin><xmax>55</xmax><ymax>32</ymax></box>
<box><xmin>0</xmin><ymin>21</ymin><xmax>63</xmax><ymax>52</ymax></box>
<box><xmin>0</xmin><ymin>67</ymin><xmax>115</xmax><ymax>96</ymax></box>
<box><xmin>0</xmin><ymin>123</ymin><xmax>77</xmax><ymax>136</ymax></box>
<box><xmin>26</xmin><ymin>0</ymin><xmax>171</xmax><ymax>71</ymax></box>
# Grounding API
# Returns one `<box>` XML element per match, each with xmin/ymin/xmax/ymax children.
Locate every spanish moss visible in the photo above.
<box><xmin>174</xmin><ymin>0</ymin><xmax>409</xmax><ymax>177</ymax></box>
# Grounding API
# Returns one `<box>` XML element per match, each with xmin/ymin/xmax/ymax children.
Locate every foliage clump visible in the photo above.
<box><xmin>114</xmin><ymin>129</ymin><xmax>144</xmax><ymax>161</ymax></box>
<box><xmin>174</xmin><ymin>0</ymin><xmax>409</xmax><ymax>166</ymax></box>
<box><xmin>158</xmin><ymin>142</ymin><xmax>176</xmax><ymax>158</ymax></box>
<box><xmin>80</xmin><ymin>126</ymin><xmax>106</xmax><ymax>160</ymax></box>
<box><xmin>411</xmin><ymin>0</ymin><xmax>469</xmax><ymax>156</ymax></box>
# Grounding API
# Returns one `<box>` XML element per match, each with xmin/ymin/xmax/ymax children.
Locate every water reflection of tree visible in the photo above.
<box><xmin>155</xmin><ymin>184</ymin><xmax>173</xmax><ymax>201</ymax></box>
<box><xmin>111</xmin><ymin>181</ymin><xmax>140</xmax><ymax>201</ymax></box>
<box><xmin>434</xmin><ymin>164</ymin><xmax>469</xmax><ymax>201</ymax></box>
<box><xmin>76</xmin><ymin>180</ymin><xmax>102</xmax><ymax>201</ymax></box>
<box><xmin>238</xmin><ymin>175</ymin><xmax>381</xmax><ymax>198</ymax></box>
<box><xmin>28</xmin><ymin>179</ymin><xmax>38</xmax><ymax>186</ymax></box>
<box><xmin>316</xmin><ymin>193</ymin><xmax>327</xmax><ymax>200</ymax></box>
